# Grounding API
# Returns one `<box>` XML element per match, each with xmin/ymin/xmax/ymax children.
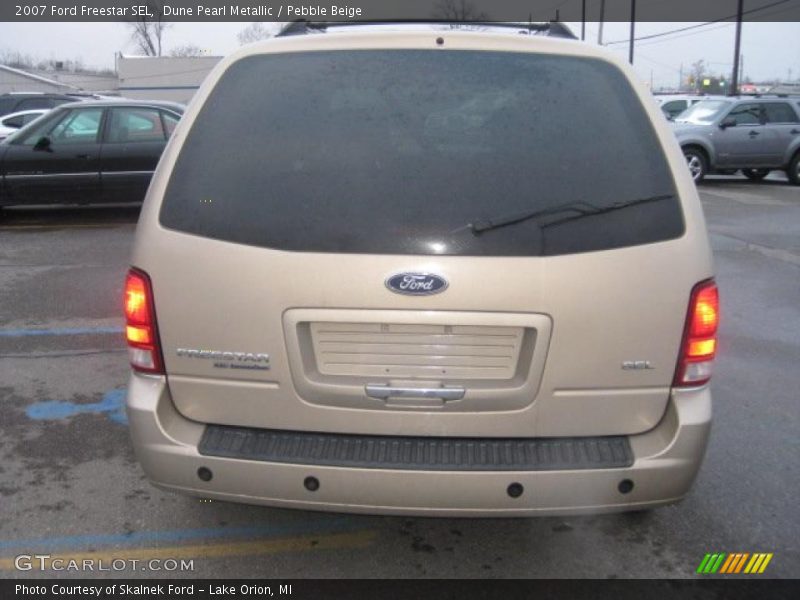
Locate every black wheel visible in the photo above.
<box><xmin>788</xmin><ymin>153</ymin><xmax>800</xmax><ymax>186</ymax></box>
<box><xmin>742</xmin><ymin>168</ymin><xmax>770</xmax><ymax>181</ymax></box>
<box><xmin>683</xmin><ymin>147</ymin><xmax>707</xmax><ymax>183</ymax></box>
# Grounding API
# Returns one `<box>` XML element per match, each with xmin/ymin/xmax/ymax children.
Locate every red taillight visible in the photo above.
<box><xmin>674</xmin><ymin>279</ymin><xmax>719</xmax><ymax>387</ymax></box>
<box><xmin>124</xmin><ymin>268</ymin><xmax>163</xmax><ymax>374</ymax></box>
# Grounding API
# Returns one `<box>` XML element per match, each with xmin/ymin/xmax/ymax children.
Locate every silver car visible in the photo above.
<box><xmin>673</xmin><ymin>97</ymin><xmax>800</xmax><ymax>183</ymax></box>
<box><xmin>125</xmin><ymin>23</ymin><xmax>718</xmax><ymax>517</ymax></box>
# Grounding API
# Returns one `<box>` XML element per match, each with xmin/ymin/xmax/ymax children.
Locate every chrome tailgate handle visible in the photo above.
<box><xmin>365</xmin><ymin>384</ymin><xmax>465</xmax><ymax>401</ymax></box>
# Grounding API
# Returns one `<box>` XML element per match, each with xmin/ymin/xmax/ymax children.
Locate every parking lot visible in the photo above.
<box><xmin>0</xmin><ymin>175</ymin><xmax>798</xmax><ymax>579</ymax></box>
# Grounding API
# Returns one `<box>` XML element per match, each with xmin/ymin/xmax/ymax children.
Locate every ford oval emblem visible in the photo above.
<box><xmin>385</xmin><ymin>272</ymin><xmax>448</xmax><ymax>296</ymax></box>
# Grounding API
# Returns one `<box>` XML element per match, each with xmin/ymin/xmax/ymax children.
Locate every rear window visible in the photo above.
<box><xmin>160</xmin><ymin>50</ymin><xmax>683</xmax><ymax>256</ymax></box>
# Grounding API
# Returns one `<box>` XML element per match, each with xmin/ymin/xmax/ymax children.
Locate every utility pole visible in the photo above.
<box><xmin>598</xmin><ymin>0</ymin><xmax>606</xmax><ymax>45</ymax></box>
<box><xmin>581</xmin><ymin>0</ymin><xmax>586</xmax><ymax>41</ymax></box>
<box><xmin>740</xmin><ymin>54</ymin><xmax>745</xmax><ymax>84</ymax></box>
<box><xmin>628</xmin><ymin>0</ymin><xmax>636</xmax><ymax>64</ymax></box>
<box><xmin>730</xmin><ymin>0</ymin><xmax>744</xmax><ymax>96</ymax></box>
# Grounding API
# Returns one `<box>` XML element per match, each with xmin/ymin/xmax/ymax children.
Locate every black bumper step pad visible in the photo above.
<box><xmin>199</xmin><ymin>425</ymin><xmax>633</xmax><ymax>471</ymax></box>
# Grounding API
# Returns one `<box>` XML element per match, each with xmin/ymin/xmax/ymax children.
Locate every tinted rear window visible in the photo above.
<box><xmin>160</xmin><ymin>50</ymin><xmax>683</xmax><ymax>256</ymax></box>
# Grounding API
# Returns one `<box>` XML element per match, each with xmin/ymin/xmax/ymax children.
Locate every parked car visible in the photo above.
<box><xmin>125</xmin><ymin>22</ymin><xmax>717</xmax><ymax>517</ymax></box>
<box><xmin>653</xmin><ymin>94</ymin><xmax>706</xmax><ymax>120</ymax></box>
<box><xmin>0</xmin><ymin>92</ymin><xmax>88</xmax><ymax>117</ymax></box>
<box><xmin>0</xmin><ymin>100</ymin><xmax>184</xmax><ymax>208</ymax></box>
<box><xmin>672</xmin><ymin>96</ymin><xmax>800</xmax><ymax>184</ymax></box>
<box><xmin>0</xmin><ymin>109</ymin><xmax>49</xmax><ymax>141</ymax></box>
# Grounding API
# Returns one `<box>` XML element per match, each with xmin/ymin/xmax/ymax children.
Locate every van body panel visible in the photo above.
<box><xmin>142</xmin><ymin>227</ymin><xmax>705</xmax><ymax>436</ymax></box>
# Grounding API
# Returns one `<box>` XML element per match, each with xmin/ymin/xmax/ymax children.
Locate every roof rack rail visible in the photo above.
<box><xmin>277</xmin><ymin>20</ymin><xmax>577</xmax><ymax>40</ymax></box>
<box><xmin>735</xmin><ymin>93</ymin><xmax>798</xmax><ymax>98</ymax></box>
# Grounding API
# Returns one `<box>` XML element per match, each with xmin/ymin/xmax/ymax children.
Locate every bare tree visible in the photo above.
<box><xmin>169</xmin><ymin>44</ymin><xmax>206</xmax><ymax>58</ymax></box>
<box><xmin>690</xmin><ymin>60</ymin><xmax>707</xmax><ymax>86</ymax></box>
<box><xmin>237</xmin><ymin>22</ymin><xmax>275</xmax><ymax>45</ymax></box>
<box><xmin>433</xmin><ymin>0</ymin><xmax>489</xmax><ymax>25</ymax></box>
<box><xmin>0</xmin><ymin>50</ymin><xmax>35</xmax><ymax>69</ymax></box>
<box><xmin>126</xmin><ymin>2</ymin><xmax>171</xmax><ymax>57</ymax></box>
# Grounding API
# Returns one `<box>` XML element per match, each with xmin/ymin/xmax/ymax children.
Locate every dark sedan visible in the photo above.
<box><xmin>0</xmin><ymin>100</ymin><xmax>184</xmax><ymax>209</ymax></box>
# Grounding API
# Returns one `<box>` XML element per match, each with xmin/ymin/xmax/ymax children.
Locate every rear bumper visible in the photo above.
<box><xmin>126</xmin><ymin>373</ymin><xmax>711</xmax><ymax>517</ymax></box>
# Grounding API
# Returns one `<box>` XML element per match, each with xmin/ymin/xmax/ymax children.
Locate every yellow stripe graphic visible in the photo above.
<box><xmin>0</xmin><ymin>529</ymin><xmax>376</xmax><ymax>571</ymax></box>
<box><xmin>757</xmin><ymin>553</ymin><xmax>773</xmax><ymax>573</ymax></box>
<box><xmin>744</xmin><ymin>554</ymin><xmax>760</xmax><ymax>574</ymax></box>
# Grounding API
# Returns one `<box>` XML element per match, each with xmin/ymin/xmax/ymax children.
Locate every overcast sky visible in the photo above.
<box><xmin>0</xmin><ymin>21</ymin><xmax>797</xmax><ymax>88</ymax></box>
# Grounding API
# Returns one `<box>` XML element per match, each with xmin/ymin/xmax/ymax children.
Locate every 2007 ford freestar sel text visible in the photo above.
<box><xmin>124</xmin><ymin>22</ymin><xmax>719</xmax><ymax>517</ymax></box>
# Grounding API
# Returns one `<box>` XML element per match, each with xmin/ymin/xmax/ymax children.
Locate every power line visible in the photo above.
<box><xmin>604</xmin><ymin>0</ymin><xmax>789</xmax><ymax>45</ymax></box>
<box><xmin>631</xmin><ymin>3</ymin><xmax>797</xmax><ymax>48</ymax></box>
<box><xmin>633</xmin><ymin>22</ymin><xmax>734</xmax><ymax>47</ymax></box>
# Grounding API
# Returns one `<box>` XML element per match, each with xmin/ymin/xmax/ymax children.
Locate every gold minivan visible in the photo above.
<box><xmin>125</xmin><ymin>23</ymin><xmax>718</xmax><ymax>516</ymax></box>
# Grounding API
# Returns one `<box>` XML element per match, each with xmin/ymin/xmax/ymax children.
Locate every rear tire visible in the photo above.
<box><xmin>788</xmin><ymin>153</ymin><xmax>800</xmax><ymax>186</ymax></box>
<box><xmin>683</xmin><ymin>147</ymin><xmax>707</xmax><ymax>183</ymax></box>
<box><xmin>742</xmin><ymin>168</ymin><xmax>770</xmax><ymax>181</ymax></box>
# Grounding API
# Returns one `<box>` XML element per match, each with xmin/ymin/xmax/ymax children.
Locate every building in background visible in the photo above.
<box><xmin>0</xmin><ymin>64</ymin><xmax>79</xmax><ymax>94</ymax></box>
<box><xmin>24</xmin><ymin>68</ymin><xmax>117</xmax><ymax>93</ymax></box>
<box><xmin>3</xmin><ymin>55</ymin><xmax>222</xmax><ymax>103</ymax></box>
<box><xmin>116</xmin><ymin>54</ymin><xmax>221</xmax><ymax>103</ymax></box>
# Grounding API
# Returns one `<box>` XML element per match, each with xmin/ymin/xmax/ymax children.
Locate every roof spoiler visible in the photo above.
<box><xmin>277</xmin><ymin>20</ymin><xmax>578</xmax><ymax>40</ymax></box>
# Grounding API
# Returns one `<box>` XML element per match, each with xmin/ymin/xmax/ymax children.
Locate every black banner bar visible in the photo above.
<box><xmin>3</xmin><ymin>0</ymin><xmax>800</xmax><ymax>23</ymax></box>
<box><xmin>3</xmin><ymin>579</ymin><xmax>800</xmax><ymax>600</ymax></box>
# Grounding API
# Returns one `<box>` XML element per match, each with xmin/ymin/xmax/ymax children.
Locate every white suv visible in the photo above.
<box><xmin>125</xmin><ymin>23</ymin><xmax>718</xmax><ymax>516</ymax></box>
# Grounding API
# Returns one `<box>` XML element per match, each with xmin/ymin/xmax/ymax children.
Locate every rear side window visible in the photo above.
<box><xmin>763</xmin><ymin>103</ymin><xmax>799</xmax><ymax>124</ymax></box>
<box><xmin>107</xmin><ymin>107</ymin><xmax>166</xmax><ymax>142</ymax></box>
<box><xmin>161</xmin><ymin>50</ymin><xmax>683</xmax><ymax>256</ymax></box>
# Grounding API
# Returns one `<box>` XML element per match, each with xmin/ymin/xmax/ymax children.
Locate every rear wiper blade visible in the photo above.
<box><xmin>469</xmin><ymin>194</ymin><xmax>675</xmax><ymax>235</ymax></box>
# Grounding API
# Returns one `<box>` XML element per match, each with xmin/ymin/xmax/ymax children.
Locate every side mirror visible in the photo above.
<box><xmin>719</xmin><ymin>116</ymin><xmax>737</xmax><ymax>129</ymax></box>
<box><xmin>33</xmin><ymin>136</ymin><xmax>52</xmax><ymax>152</ymax></box>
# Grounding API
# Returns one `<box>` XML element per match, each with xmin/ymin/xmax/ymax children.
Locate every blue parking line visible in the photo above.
<box><xmin>0</xmin><ymin>517</ymin><xmax>361</xmax><ymax>552</ymax></box>
<box><xmin>0</xmin><ymin>326</ymin><xmax>123</xmax><ymax>338</ymax></box>
<box><xmin>26</xmin><ymin>388</ymin><xmax>128</xmax><ymax>425</ymax></box>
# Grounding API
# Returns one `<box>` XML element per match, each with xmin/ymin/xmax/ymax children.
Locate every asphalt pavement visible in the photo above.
<box><xmin>1</xmin><ymin>175</ymin><xmax>798</xmax><ymax>579</ymax></box>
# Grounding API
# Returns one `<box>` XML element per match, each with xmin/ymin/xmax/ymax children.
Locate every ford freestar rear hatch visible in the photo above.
<box><xmin>126</xmin><ymin>28</ymin><xmax>715</xmax><ymax>515</ymax></box>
